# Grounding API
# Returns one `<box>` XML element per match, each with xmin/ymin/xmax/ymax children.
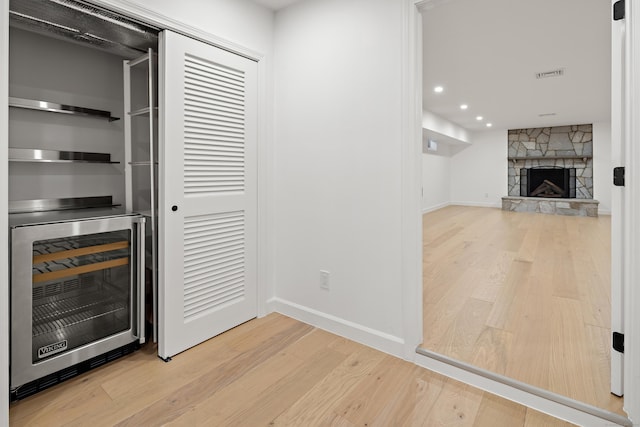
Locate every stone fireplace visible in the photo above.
<box><xmin>502</xmin><ymin>124</ymin><xmax>599</xmax><ymax>217</ymax></box>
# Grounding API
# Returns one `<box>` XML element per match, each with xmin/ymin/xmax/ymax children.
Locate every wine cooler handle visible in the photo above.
<box><xmin>137</xmin><ymin>217</ymin><xmax>146</xmax><ymax>345</ymax></box>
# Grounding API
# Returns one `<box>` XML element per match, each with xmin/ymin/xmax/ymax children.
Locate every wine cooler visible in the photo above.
<box><xmin>10</xmin><ymin>208</ymin><xmax>145</xmax><ymax>399</ymax></box>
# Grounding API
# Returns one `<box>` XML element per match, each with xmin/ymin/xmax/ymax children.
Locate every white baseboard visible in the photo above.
<box><xmin>422</xmin><ymin>201</ymin><xmax>450</xmax><ymax>213</ymax></box>
<box><xmin>422</xmin><ymin>201</ymin><xmax>502</xmax><ymax>213</ymax></box>
<box><xmin>267</xmin><ymin>297</ymin><xmax>406</xmax><ymax>359</ymax></box>
<box><xmin>451</xmin><ymin>201</ymin><xmax>502</xmax><ymax>208</ymax></box>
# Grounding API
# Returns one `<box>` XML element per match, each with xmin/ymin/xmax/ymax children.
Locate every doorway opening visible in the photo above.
<box><xmin>418</xmin><ymin>0</ymin><xmax>622</xmax><ymax>417</ymax></box>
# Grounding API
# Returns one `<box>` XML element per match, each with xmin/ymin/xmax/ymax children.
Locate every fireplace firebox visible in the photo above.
<box><xmin>520</xmin><ymin>167</ymin><xmax>576</xmax><ymax>198</ymax></box>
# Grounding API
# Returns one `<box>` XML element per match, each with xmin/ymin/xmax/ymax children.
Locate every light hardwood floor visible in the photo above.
<box><xmin>9</xmin><ymin>313</ymin><xmax>577</xmax><ymax>426</ymax></box>
<box><xmin>422</xmin><ymin>205</ymin><xmax>624</xmax><ymax>415</ymax></box>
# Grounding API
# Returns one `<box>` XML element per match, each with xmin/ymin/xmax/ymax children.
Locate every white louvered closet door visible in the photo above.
<box><xmin>158</xmin><ymin>31</ymin><xmax>257</xmax><ymax>359</ymax></box>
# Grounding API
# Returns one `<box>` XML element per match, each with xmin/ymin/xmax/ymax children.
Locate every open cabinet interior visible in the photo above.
<box><xmin>7</xmin><ymin>0</ymin><xmax>161</xmax><ymax>395</ymax></box>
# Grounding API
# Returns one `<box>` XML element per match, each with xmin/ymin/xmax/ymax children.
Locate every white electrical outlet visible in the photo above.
<box><xmin>484</xmin><ymin>193</ymin><xmax>489</xmax><ymax>198</ymax></box>
<box><xmin>320</xmin><ymin>270</ymin><xmax>330</xmax><ymax>290</ymax></box>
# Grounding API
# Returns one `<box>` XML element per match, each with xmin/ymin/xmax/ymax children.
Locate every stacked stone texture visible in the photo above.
<box><xmin>501</xmin><ymin>197</ymin><xmax>599</xmax><ymax>217</ymax></box>
<box><xmin>507</xmin><ymin>124</ymin><xmax>593</xmax><ymax>199</ymax></box>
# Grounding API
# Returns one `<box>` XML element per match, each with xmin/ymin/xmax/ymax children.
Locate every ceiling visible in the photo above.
<box><xmin>422</xmin><ymin>0</ymin><xmax>612</xmax><ymax>132</ymax></box>
<box><xmin>251</xmin><ymin>0</ymin><xmax>302</xmax><ymax>11</ymax></box>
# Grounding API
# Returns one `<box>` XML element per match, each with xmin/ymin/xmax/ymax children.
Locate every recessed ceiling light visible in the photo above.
<box><xmin>434</xmin><ymin>86</ymin><xmax>444</xmax><ymax>93</ymax></box>
<box><xmin>476</xmin><ymin>116</ymin><xmax>483</xmax><ymax>121</ymax></box>
<box><xmin>460</xmin><ymin>104</ymin><xmax>468</xmax><ymax>110</ymax></box>
<box><xmin>486</xmin><ymin>123</ymin><xmax>493</xmax><ymax>127</ymax></box>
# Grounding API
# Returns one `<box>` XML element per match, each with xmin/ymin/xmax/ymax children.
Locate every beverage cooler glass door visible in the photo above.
<box><xmin>10</xmin><ymin>215</ymin><xmax>145</xmax><ymax>389</ymax></box>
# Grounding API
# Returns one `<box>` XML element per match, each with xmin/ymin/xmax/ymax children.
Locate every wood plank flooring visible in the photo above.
<box><xmin>422</xmin><ymin>206</ymin><xmax>624</xmax><ymax>415</ymax></box>
<box><xmin>10</xmin><ymin>313</ymin><xmax>576</xmax><ymax>426</ymax></box>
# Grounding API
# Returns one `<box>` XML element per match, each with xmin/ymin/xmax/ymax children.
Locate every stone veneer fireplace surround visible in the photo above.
<box><xmin>502</xmin><ymin>124</ymin><xmax>599</xmax><ymax>217</ymax></box>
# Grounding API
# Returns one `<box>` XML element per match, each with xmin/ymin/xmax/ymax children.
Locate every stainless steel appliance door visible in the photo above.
<box><xmin>10</xmin><ymin>215</ymin><xmax>144</xmax><ymax>389</ymax></box>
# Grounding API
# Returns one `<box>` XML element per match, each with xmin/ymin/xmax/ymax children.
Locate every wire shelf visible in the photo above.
<box><xmin>32</xmin><ymin>287</ymin><xmax>128</xmax><ymax>335</ymax></box>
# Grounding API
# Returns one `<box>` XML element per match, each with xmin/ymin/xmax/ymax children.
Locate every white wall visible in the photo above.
<box><xmin>422</xmin><ymin>144</ymin><xmax>451</xmax><ymax>212</ymax></box>
<box><xmin>271</xmin><ymin>0</ymin><xmax>406</xmax><ymax>353</ymax></box>
<box><xmin>9</xmin><ymin>28</ymin><xmax>126</xmax><ymax>205</ymax></box>
<box><xmin>421</xmin><ymin>110</ymin><xmax>465</xmax><ymax>212</ymax></box>
<box><xmin>423</xmin><ymin>110</ymin><xmax>470</xmax><ymax>144</ymax></box>
<box><xmin>593</xmin><ymin>121</ymin><xmax>612</xmax><ymax>214</ymax></box>
<box><xmin>450</xmin><ymin>129</ymin><xmax>507</xmax><ymax>207</ymax></box>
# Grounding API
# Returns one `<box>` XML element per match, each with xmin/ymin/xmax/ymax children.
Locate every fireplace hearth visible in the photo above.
<box><xmin>520</xmin><ymin>167</ymin><xmax>576</xmax><ymax>198</ymax></box>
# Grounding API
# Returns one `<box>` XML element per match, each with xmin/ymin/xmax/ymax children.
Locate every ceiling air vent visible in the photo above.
<box><xmin>535</xmin><ymin>68</ymin><xmax>565</xmax><ymax>79</ymax></box>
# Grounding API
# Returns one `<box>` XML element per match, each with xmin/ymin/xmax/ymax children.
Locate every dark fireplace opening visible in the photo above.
<box><xmin>520</xmin><ymin>167</ymin><xmax>576</xmax><ymax>198</ymax></box>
